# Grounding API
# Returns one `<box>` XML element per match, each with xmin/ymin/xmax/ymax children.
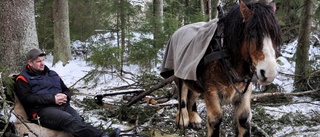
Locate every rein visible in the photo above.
<box><xmin>203</xmin><ymin>5</ymin><xmax>255</xmax><ymax>95</ymax></box>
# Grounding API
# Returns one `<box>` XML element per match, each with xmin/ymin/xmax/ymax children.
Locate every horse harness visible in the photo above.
<box><xmin>201</xmin><ymin>6</ymin><xmax>256</xmax><ymax>95</ymax></box>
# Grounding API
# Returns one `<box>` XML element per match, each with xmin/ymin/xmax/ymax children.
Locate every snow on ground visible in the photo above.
<box><xmin>274</xmin><ymin>126</ymin><xmax>320</xmax><ymax>137</ymax></box>
<box><xmin>264</xmin><ymin>100</ymin><xmax>320</xmax><ymax>120</ymax></box>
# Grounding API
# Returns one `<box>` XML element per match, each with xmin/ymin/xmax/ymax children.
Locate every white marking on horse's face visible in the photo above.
<box><xmin>256</xmin><ymin>36</ymin><xmax>278</xmax><ymax>85</ymax></box>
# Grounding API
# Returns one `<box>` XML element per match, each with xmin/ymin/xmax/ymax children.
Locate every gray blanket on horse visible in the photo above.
<box><xmin>160</xmin><ymin>19</ymin><xmax>218</xmax><ymax>80</ymax></box>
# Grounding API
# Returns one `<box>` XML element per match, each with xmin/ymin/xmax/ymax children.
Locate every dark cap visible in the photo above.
<box><xmin>26</xmin><ymin>48</ymin><xmax>46</xmax><ymax>61</ymax></box>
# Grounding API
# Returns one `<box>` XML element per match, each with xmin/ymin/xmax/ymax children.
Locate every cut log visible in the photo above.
<box><xmin>126</xmin><ymin>75</ymin><xmax>175</xmax><ymax>107</ymax></box>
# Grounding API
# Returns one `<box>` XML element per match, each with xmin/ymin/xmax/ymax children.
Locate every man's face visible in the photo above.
<box><xmin>28</xmin><ymin>56</ymin><xmax>45</xmax><ymax>71</ymax></box>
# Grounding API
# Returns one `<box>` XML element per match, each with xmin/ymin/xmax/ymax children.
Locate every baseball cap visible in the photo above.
<box><xmin>26</xmin><ymin>48</ymin><xmax>46</xmax><ymax>61</ymax></box>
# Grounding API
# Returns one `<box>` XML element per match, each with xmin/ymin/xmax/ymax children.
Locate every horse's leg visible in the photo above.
<box><xmin>175</xmin><ymin>80</ymin><xmax>189</xmax><ymax>129</ymax></box>
<box><xmin>204</xmin><ymin>87</ymin><xmax>222</xmax><ymax>137</ymax></box>
<box><xmin>234</xmin><ymin>84</ymin><xmax>252</xmax><ymax>137</ymax></box>
<box><xmin>187</xmin><ymin>89</ymin><xmax>201</xmax><ymax>129</ymax></box>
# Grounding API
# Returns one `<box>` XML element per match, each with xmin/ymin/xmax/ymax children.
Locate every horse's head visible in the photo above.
<box><xmin>222</xmin><ymin>1</ymin><xmax>282</xmax><ymax>86</ymax></box>
<box><xmin>240</xmin><ymin>1</ymin><xmax>282</xmax><ymax>85</ymax></box>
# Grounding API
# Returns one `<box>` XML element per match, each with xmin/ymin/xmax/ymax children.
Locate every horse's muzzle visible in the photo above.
<box><xmin>257</xmin><ymin>69</ymin><xmax>277</xmax><ymax>85</ymax></box>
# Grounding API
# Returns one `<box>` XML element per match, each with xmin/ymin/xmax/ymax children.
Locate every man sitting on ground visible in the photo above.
<box><xmin>15</xmin><ymin>48</ymin><xmax>120</xmax><ymax>137</ymax></box>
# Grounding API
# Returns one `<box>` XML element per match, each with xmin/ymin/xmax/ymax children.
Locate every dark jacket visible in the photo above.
<box><xmin>14</xmin><ymin>65</ymin><xmax>71</xmax><ymax>120</ymax></box>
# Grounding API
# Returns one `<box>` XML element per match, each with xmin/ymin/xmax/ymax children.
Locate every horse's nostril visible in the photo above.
<box><xmin>260</xmin><ymin>69</ymin><xmax>267</xmax><ymax>80</ymax></box>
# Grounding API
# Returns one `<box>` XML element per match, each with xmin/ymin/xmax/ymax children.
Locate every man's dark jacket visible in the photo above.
<box><xmin>15</xmin><ymin>65</ymin><xmax>71</xmax><ymax>120</ymax></box>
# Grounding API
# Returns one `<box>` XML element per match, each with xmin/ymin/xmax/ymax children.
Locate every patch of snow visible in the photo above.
<box><xmin>264</xmin><ymin>101</ymin><xmax>320</xmax><ymax>120</ymax></box>
<box><xmin>274</xmin><ymin>125</ymin><xmax>320</xmax><ymax>137</ymax></box>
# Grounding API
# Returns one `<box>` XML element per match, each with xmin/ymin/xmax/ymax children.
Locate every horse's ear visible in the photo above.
<box><xmin>240</xmin><ymin>1</ymin><xmax>253</xmax><ymax>22</ymax></box>
<box><xmin>269</xmin><ymin>1</ymin><xmax>277</xmax><ymax>12</ymax></box>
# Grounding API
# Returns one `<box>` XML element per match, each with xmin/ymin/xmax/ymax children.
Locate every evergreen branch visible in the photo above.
<box><xmin>251</xmin><ymin>122</ymin><xmax>269</xmax><ymax>137</ymax></box>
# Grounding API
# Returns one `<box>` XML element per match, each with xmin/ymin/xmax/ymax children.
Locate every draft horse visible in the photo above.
<box><xmin>162</xmin><ymin>1</ymin><xmax>282</xmax><ymax>137</ymax></box>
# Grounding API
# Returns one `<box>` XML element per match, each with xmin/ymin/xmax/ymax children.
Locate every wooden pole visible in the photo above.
<box><xmin>126</xmin><ymin>75</ymin><xmax>175</xmax><ymax>107</ymax></box>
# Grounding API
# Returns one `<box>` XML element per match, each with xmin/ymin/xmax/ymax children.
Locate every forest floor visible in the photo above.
<box><xmin>70</xmin><ymin>84</ymin><xmax>320</xmax><ymax>137</ymax></box>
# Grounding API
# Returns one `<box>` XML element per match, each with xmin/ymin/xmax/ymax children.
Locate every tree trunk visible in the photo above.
<box><xmin>153</xmin><ymin>0</ymin><xmax>163</xmax><ymax>49</ymax></box>
<box><xmin>207</xmin><ymin>0</ymin><xmax>212</xmax><ymax>20</ymax></box>
<box><xmin>53</xmin><ymin>0</ymin><xmax>72</xmax><ymax>66</ymax></box>
<box><xmin>116</xmin><ymin>1</ymin><xmax>121</xmax><ymax>72</ymax></box>
<box><xmin>211</xmin><ymin>0</ymin><xmax>219</xmax><ymax>19</ymax></box>
<box><xmin>203</xmin><ymin>0</ymin><xmax>210</xmax><ymax>20</ymax></box>
<box><xmin>120</xmin><ymin>0</ymin><xmax>126</xmax><ymax>76</ymax></box>
<box><xmin>294</xmin><ymin>0</ymin><xmax>313</xmax><ymax>90</ymax></box>
<box><xmin>0</xmin><ymin>0</ymin><xmax>38</xmax><ymax>77</ymax></box>
<box><xmin>200</xmin><ymin>0</ymin><xmax>205</xmax><ymax>15</ymax></box>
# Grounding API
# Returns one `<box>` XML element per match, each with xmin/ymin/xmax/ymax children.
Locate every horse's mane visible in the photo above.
<box><xmin>219</xmin><ymin>2</ymin><xmax>282</xmax><ymax>65</ymax></box>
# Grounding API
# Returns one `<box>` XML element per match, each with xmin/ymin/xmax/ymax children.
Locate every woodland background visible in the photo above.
<box><xmin>1</xmin><ymin>0</ymin><xmax>320</xmax><ymax>136</ymax></box>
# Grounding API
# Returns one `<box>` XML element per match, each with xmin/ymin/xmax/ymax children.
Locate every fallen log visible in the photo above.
<box><xmin>251</xmin><ymin>88</ymin><xmax>320</xmax><ymax>101</ymax></box>
<box><xmin>94</xmin><ymin>89</ymin><xmax>144</xmax><ymax>105</ymax></box>
<box><xmin>126</xmin><ymin>75</ymin><xmax>175</xmax><ymax>107</ymax></box>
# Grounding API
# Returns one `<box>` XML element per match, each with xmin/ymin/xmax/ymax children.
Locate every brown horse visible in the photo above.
<box><xmin>161</xmin><ymin>1</ymin><xmax>282</xmax><ymax>137</ymax></box>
